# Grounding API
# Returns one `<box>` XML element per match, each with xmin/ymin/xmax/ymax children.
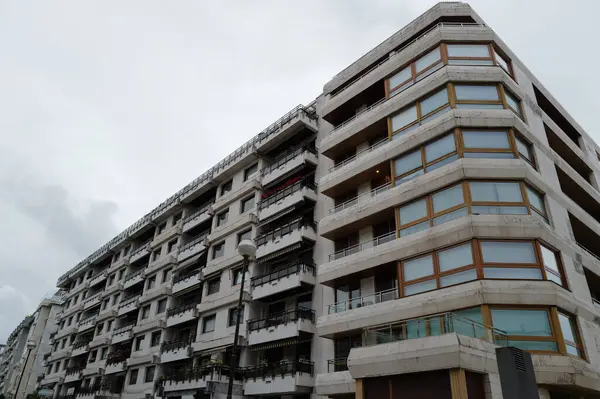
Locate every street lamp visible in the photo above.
<box><xmin>226</xmin><ymin>239</ymin><xmax>256</xmax><ymax>399</ymax></box>
<box><xmin>16</xmin><ymin>341</ymin><xmax>36</xmax><ymax>399</ymax></box>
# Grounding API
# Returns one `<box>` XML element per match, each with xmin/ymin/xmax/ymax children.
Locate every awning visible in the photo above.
<box><xmin>256</xmin><ymin>242</ymin><xmax>302</xmax><ymax>262</ymax></box>
<box><xmin>250</xmin><ymin>338</ymin><xmax>299</xmax><ymax>352</ymax></box>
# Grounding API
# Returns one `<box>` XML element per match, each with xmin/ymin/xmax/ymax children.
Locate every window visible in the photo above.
<box><xmin>156</xmin><ymin>299</ymin><xmax>167</xmax><ymax>314</ymax></box>
<box><xmin>61</xmin><ymin>339</ymin><xmax>66</xmax><ymax>349</ymax></box>
<box><xmin>388</xmin><ymin>46</ymin><xmax>443</xmax><ymax>97</ymax></box>
<box><xmin>398</xmin><ymin>239</ymin><xmax>566</xmax><ymax>297</ymax></box>
<box><xmin>228</xmin><ymin>306</ymin><xmax>244</xmax><ymax>327</ymax></box>
<box><xmin>237</xmin><ymin>229</ymin><xmax>252</xmax><ymax>244</ymax></box>
<box><xmin>100</xmin><ymin>347</ymin><xmax>108</xmax><ymax>360</ymax></box>
<box><xmin>162</xmin><ymin>268</ymin><xmax>172</xmax><ymax>283</ymax></box>
<box><xmin>152</xmin><ymin>248</ymin><xmax>161</xmax><ymax>261</ymax></box>
<box><xmin>97</xmin><ymin>323</ymin><xmax>104</xmax><ymax>334</ymax></box>
<box><xmin>67</xmin><ymin>316</ymin><xmax>73</xmax><ymax>326</ymax></box>
<box><xmin>146</xmin><ymin>275</ymin><xmax>156</xmax><ymax>290</ymax></box>
<box><xmin>232</xmin><ymin>268</ymin><xmax>243</xmax><ymax>285</ymax></box>
<box><xmin>173</xmin><ymin>212</ymin><xmax>182</xmax><ymax>225</ymax></box>
<box><xmin>128</xmin><ymin>369</ymin><xmax>139</xmax><ymax>385</ymax></box>
<box><xmin>504</xmin><ymin>88</ymin><xmax>523</xmax><ymax>117</ymax></box>
<box><xmin>118</xmin><ymin>269</ymin><xmax>126</xmax><ymax>281</ymax></box>
<box><xmin>558</xmin><ymin>312</ymin><xmax>583</xmax><ymax>357</ymax></box>
<box><xmin>113</xmin><ymin>251</ymin><xmax>120</xmax><ymax>262</ymax></box>
<box><xmin>73</xmin><ymin>295</ymin><xmax>78</xmax><ymax>304</ymax></box>
<box><xmin>454</xmin><ymin>84</ymin><xmax>503</xmax><ymax>109</ymax></box>
<box><xmin>494</xmin><ymin>48</ymin><xmax>511</xmax><ymax>73</ymax></box>
<box><xmin>145</xmin><ymin>366</ymin><xmax>155</xmax><ymax>383</ymax></box>
<box><xmin>135</xmin><ymin>335</ymin><xmax>145</xmax><ymax>351</ymax></box>
<box><xmin>112</xmin><ymin>294</ymin><xmax>120</xmax><ymax>305</ymax></box>
<box><xmin>123</xmin><ymin>245</ymin><xmax>131</xmax><ymax>256</ymax></box>
<box><xmin>241</xmin><ymin>196</ymin><xmax>255</xmax><ymax>213</ymax></box>
<box><xmin>491</xmin><ymin>308</ymin><xmax>556</xmax><ymax>351</ymax></box>
<box><xmin>89</xmin><ymin>350</ymin><xmax>97</xmax><ymax>363</ymax></box>
<box><xmin>102</xmin><ymin>299</ymin><xmax>109</xmax><ymax>310</ymax></box>
<box><xmin>107</xmin><ymin>319</ymin><xmax>113</xmax><ymax>331</ymax></box>
<box><xmin>216</xmin><ymin>210</ymin><xmax>229</xmax><ymax>227</ymax></box>
<box><xmin>207</xmin><ymin>277</ymin><xmax>220</xmax><ymax>295</ymax></box>
<box><xmin>221</xmin><ymin>180</ymin><xmax>232</xmax><ymax>196</ymax></box>
<box><xmin>54</xmin><ymin>362</ymin><xmax>59</xmax><ymax>372</ymax></box>
<box><xmin>141</xmin><ymin>305</ymin><xmax>151</xmax><ymax>319</ymax></box>
<box><xmin>390</xmin><ymin>87</ymin><xmax>451</xmax><ymax>140</ymax></box>
<box><xmin>446</xmin><ymin>43</ymin><xmax>493</xmax><ymax>65</ymax></box>
<box><xmin>244</xmin><ymin>163</ymin><xmax>258</xmax><ymax>181</ymax></box>
<box><xmin>150</xmin><ymin>331</ymin><xmax>161</xmax><ymax>347</ymax></box>
<box><xmin>108</xmin><ymin>274</ymin><xmax>115</xmax><ymax>286</ymax></box>
<box><xmin>202</xmin><ymin>315</ymin><xmax>216</xmax><ymax>333</ymax></box>
<box><xmin>515</xmin><ymin>135</ymin><xmax>535</xmax><ymax>166</ymax></box>
<box><xmin>167</xmin><ymin>239</ymin><xmax>178</xmax><ymax>253</ymax></box>
<box><xmin>156</xmin><ymin>222</ymin><xmax>167</xmax><ymax>236</ymax></box>
<box><xmin>212</xmin><ymin>242</ymin><xmax>225</xmax><ymax>259</ymax></box>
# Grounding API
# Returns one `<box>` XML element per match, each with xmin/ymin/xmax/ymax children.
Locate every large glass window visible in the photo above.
<box><xmin>505</xmin><ymin>89</ymin><xmax>523</xmax><ymax>117</ymax></box>
<box><xmin>390</xmin><ymin>88</ymin><xmax>450</xmax><ymax>139</ymax></box>
<box><xmin>491</xmin><ymin>308</ymin><xmax>557</xmax><ymax>351</ymax></box>
<box><xmin>558</xmin><ymin>312</ymin><xmax>584</xmax><ymax>357</ymax></box>
<box><xmin>388</xmin><ymin>46</ymin><xmax>443</xmax><ymax>97</ymax></box>
<box><xmin>447</xmin><ymin>44</ymin><xmax>493</xmax><ymax>65</ymax></box>
<box><xmin>454</xmin><ymin>84</ymin><xmax>504</xmax><ymax>109</ymax></box>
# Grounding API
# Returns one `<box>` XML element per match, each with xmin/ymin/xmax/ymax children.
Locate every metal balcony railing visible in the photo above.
<box><xmin>160</xmin><ymin>335</ymin><xmax>195</xmax><ymax>353</ymax></box>
<box><xmin>329</xmin><ymin>138</ymin><xmax>388</xmax><ymax>172</ymax></box>
<box><xmin>258</xmin><ymin>176</ymin><xmax>316</xmax><ymax>211</ymax></box>
<box><xmin>183</xmin><ymin>203</ymin><xmax>213</xmax><ymax>224</ymax></box>
<box><xmin>328</xmin><ymin>287</ymin><xmax>398</xmax><ymax>314</ymax></box>
<box><xmin>78</xmin><ymin>313</ymin><xmax>99</xmax><ymax>326</ymax></box>
<box><xmin>327</xmin><ymin>357</ymin><xmax>349</xmax><ymax>372</ymax></box>
<box><xmin>65</xmin><ymin>365</ymin><xmax>85</xmax><ymax>375</ymax></box>
<box><xmin>329</xmin><ymin>231</ymin><xmax>396</xmax><ymax>261</ymax></box>
<box><xmin>163</xmin><ymin>363</ymin><xmax>243</xmax><ymax>383</ymax></box>
<box><xmin>255</xmin><ymin>218</ymin><xmax>316</xmax><ymax>247</ymax></box>
<box><xmin>363</xmin><ymin>312</ymin><xmax>509</xmax><ymax>346</ymax></box>
<box><xmin>166</xmin><ymin>301</ymin><xmax>201</xmax><ymax>318</ymax></box>
<box><xmin>248</xmin><ymin>307</ymin><xmax>315</xmax><ymax>331</ymax></box>
<box><xmin>261</xmin><ymin>143</ymin><xmax>317</xmax><ymax>176</ymax></box>
<box><xmin>83</xmin><ymin>291</ymin><xmax>102</xmax><ymax>305</ymax></box>
<box><xmin>173</xmin><ymin>269</ymin><xmax>202</xmax><ymax>285</ymax></box>
<box><xmin>331</xmin><ymin>97</ymin><xmax>386</xmax><ymax>133</ymax></box>
<box><xmin>330</xmin><ymin>182</ymin><xmax>391</xmax><ymax>214</ymax></box>
<box><xmin>124</xmin><ymin>269</ymin><xmax>144</xmax><ymax>282</ymax></box>
<box><xmin>129</xmin><ymin>241</ymin><xmax>151</xmax><ymax>258</ymax></box>
<box><xmin>251</xmin><ymin>262</ymin><xmax>315</xmax><ymax>287</ymax></box>
<box><xmin>118</xmin><ymin>293</ymin><xmax>141</xmax><ymax>308</ymax></box>
<box><xmin>106</xmin><ymin>350</ymin><xmax>130</xmax><ymax>365</ymax></box>
<box><xmin>72</xmin><ymin>340</ymin><xmax>91</xmax><ymax>350</ymax></box>
<box><xmin>180</xmin><ymin>232</ymin><xmax>210</xmax><ymax>252</ymax></box>
<box><xmin>112</xmin><ymin>321</ymin><xmax>136</xmax><ymax>335</ymax></box>
<box><xmin>243</xmin><ymin>359</ymin><xmax>314</xmax><ymax>380</ymax></box>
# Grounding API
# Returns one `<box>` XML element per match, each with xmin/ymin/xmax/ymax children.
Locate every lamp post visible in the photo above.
<box><xmin>15</xmin><ymin>340</ymin><xmax>36</xmax><ymax>399</ymax></box>
<box><xmin>226</xmin><ymin>239</ymin><xmax>256</xmax><ymax>399</ymax></box>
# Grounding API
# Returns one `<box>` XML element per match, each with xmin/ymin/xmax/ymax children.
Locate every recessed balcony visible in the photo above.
<box><xmin>251</xmin><ymin>263</ymin><xmax>315</xmax><ymax>301</ymax></box>
<box><xmin>243</xmin><ymin>360</ymin><xmax>314</xmax><ymax>396</ymax></box>
<box><xmin>64</xmin><ymin>366</ymin><xmax>85</xmax><ymax>383</ymax></box>
<box><xmin>146</xmin><ymin>254</ymin><xmax>177</xmax><ymax>275</ymax></box>
<box><xmin>248</xmin><ymin>308</ymin><xmax>316</xmax><ymax>346</ymax></box>
<box><xmin>255</xmin><ymin>219</ymin><xmax>316</xmax><ymax>260</ymax></box>
<box><xmin>160</xmin><ymin>338</ymin><xmax>194</xmax><ymax>363</ymax></box>
<box><xmin>182</xmin><ymin>204</ymin><xmax>213</xmax><ymax>233</ymax></box>
<box><xmin>123</xmin><ymin>269</ymin><xmax>145</xmax><ymax>290</ymax></box>
<box><xmin>258</xmin><ymin>179</ymin><xmax>317</xmax><ymax>222</ymax></box>
<box><xmin>151</xmin><ymin>223</ymin><xmax>182</xmax><ymax>249</ymax></box>
<box><xmin>77</xmin><ymin>314</ymin><xmax>98</xmax><ymax>332</ymax></box>
<box><xmin>117</xmin><ymin>294</ymin><xmax>140</xmax><ymax>316</ymax></box>
<box><xmin>111</xmin><ymin>322</ymin><xmax>135</xmax><ymax>344</ymax></box>
<box><xmin>166</xmin><ymin>302</ymin><xmax>200</xmax><ymax>327</ymax></box>
<box><xmin>129</xmin><ymin>242</ymin><xmax>151</xmax><ymax>264</ymax></box>
<box><xmin>177</xmin><ymin>233</ymin><xmax>209</xmax><ymax>263</ymax></box>
<box><xmin>328</xmin><ymin>287</ymin><xmax>398</xmax><ymax>315</ymax></box>
<box><xmin>172</xmin><ymin>269</ymin><xmax>203</xmax><ymax>295</ymax></box>
<box><xmin>88</xmin><ymin>271</ymin><xmax>107</xmax><ymax>288</ymax></box>
<box><xmin>162</xmin><ymin>364</ymin><xmax>243</xmax><ymax>393</ymax></box>
<box><xmin>104</xmin><ymin>355</ymin><xmax>127</xmax><ymax>375</ymax></box>
<box><xmin>82</xmin><ymin>292</ymin><xmax>102</xmax><ymax>310</ymax></box>
<box><xmin>261</xmin><ymin>145</ymin><xmax>318</xmax><ymax>187</ymax></box>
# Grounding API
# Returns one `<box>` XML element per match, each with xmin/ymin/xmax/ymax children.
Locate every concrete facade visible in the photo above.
<box><xmin>11</xmin><ymin>2</ymin><xmax>600</xmax><ymax>399</ymax></box>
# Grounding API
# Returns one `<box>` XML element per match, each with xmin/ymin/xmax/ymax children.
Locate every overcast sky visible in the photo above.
<box><xmin>0</xmin><ymin>0</ymin><xmax>598</xmax><ymax>341</ymax></box>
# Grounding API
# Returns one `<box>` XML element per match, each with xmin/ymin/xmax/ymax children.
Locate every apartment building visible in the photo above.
<box><xmin>0</xmin><ymin>316</ymin><xmax>34</xmax><ymax>397</ymax></box>
<box><xmin>38</xmin><ymin>2</ymin><xmax>600</xmax><ymax>399</ymax></box>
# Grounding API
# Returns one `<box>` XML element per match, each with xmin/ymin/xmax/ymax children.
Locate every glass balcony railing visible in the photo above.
<box><xmin>329</xmin><ymin>231</ymin><xmax>396</xmax><ymax>261</ymax></box>
<box><xmin>328</xmin><ymin>287</ymin><xmax>398</xmax><ymax>314</ymax></box>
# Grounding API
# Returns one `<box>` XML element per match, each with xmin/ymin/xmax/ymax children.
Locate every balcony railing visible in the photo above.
<box><xmin>130</xmin><ymin>241</ymin><xmax>151</xmax><ymax>258</ymax></box>
<box><xmin>331</xmin><ymin>97</ymin><xmax>386</xmax><ymax>133</ymax></box>
<box><xmin>183</xmin><ymin>203</ymin><xmax>213</xmax><ymax>224</ymax></box>
<box><xmin>243</xmin><ymin>359</ymin><xmax>314</xmax><ymax>380</ymax></box>
<box><xmin>173</xmin><ymin>269</ymin><xmax>202</xmax><ymax>285</ymax></box>
<box><xmin>106</xmin><ymin>350</ymin><xmax>130</xmax><ymax>365</ymax></box>
<box><xmin>166</xmin><ymin>301</ymin><xmax>201</xmax><ymax>318</ymax></box>
<box><xmin>251</xmin><ymin>262</ymin><xmax>315</xmax><ymax>287</ymax></box>
<box><xmin>83</xmin><ymin>291</ymin><xmax>102</xmax><ymax>305</ymax></box>
<box><xmin>363</xmin><ymin>312</ymin><xmax>508</xmax><ymax>346</ymax></box>
<box><xmin>160</xmin><ymin>335</ymin><xmax>196</xmax><ymax>353</ymax></box>
<box><xmin>118</xmin><ymin>293</ymin><xmax>141</xmax><ymax>308</ymax></box>
<box><xmin>258</xmin><ymin>176</ymin><xmax>316</xmax><ymax>211</ymax></box>
<box><xmin>330</xmin><ymin>182</ymin><xmax>391</xmax><ymax>214</ymax></box>
<box><xmin>261</xmin><ymin>143</ymin><xmax>317</xmax><ymax>176</ymax></box>
<box><xmin>328</xmin><ymin>287</ymin><xmax>398</xmax><ymax>314</ymax></box>
<box><xmin>72</xmin><ymin>340</ymin><xmax>91</xmax><ymax>350</ymax></box>
<box><xmin>124</xmin><ymin>268</ymin><xmax>144</xmax><ymax>282</ymax></box>
<box><xmin>180</xmin><ymin>232</ymin><xmax>209</xmax><ymax>252</ymax></box>
<box><xmin>255</xmin><ymin>218</ymin><xmax>316</xmax><ymax>247</ymax></box>
<box><xmin>330</xmin><ymin>138</ymin><xmax>388</xmax><ymax>173</ymax></box>
<box><xmin>78</xmin><ymin>313</ymin><xmax>99</xmax><ymax>326</ymax></box>
<box><xmin>248</xmin><ymin>307</ymin><xmax>315</xmax><ymax>331</ymax></box>
<box><xmin>112</xmin><ymin>321</ymin><xmax>136</xmax><ymax>335</ymax></box>
<box><xmin>327</xmin><ymin>357</ymin><xmax>349</xmax><ymax>373</ymax></box>
<box><xmin>164</xmin><ymin>363</ymin><xmax>243</xmax><ymax>383</ymax></box>
<box><xmin>65</xmin><ymin>365</ymin><xmax>85</xmax><ymax>375</ymax></box>
<box><xmin>329</xmin><ymin>231</ymin><xmax>396</xmax><ymax>261</ymax></box>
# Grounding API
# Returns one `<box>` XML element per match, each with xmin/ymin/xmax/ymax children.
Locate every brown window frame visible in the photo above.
<box><xmin>397</xmin><ymin>239</ymin><xmax>567</xmax><ymax>298</ymax></box>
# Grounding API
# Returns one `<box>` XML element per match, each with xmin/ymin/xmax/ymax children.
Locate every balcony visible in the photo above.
<box><xmin>251</xmin><ymin>263</ymin><xmax>315</xmax><ymax>301</ymax></box>
<box><xmin>129</xmin><ymin>242</ymin><xmax>151</xmax><ymax>264</ymax></box>
<box><xmin>330</xmin><ymin>182</ymin><xmax>391</xmax><ymax>215</ymax></box>
<box><xmin>172</xmin><ymin>269</ymin><xmax>203</xmax><ymax>295</ymax></box>
<box><xmin>77</xmin><ymin>314</ymin><xmax>98</xmax><ymax>332</ymax></box>
<box><xmin>330</xmin><ymin>231</ymin><xmax>396</xmax><ymax>262</ymax></box>
<box><xmin>117</xmin><ymin>294</ymin><xmax>140</xmax><ymax>316</ymax></box>
<box><xmin>248</xmin><ymin>308</ymin><xmax>316</xmax><ymax>346</ymax></box>
<box><xmin>139</xmin><ymin>285</ymin><xmax>171</xmax><ymax>305</ymax></box>
<box><xmin>146</xmin><ymin>254</ymin><xmax>177</xmax><ymax>275</ymax></box>
<box><xmin>64</xmin><ymin>366</ymin><xmax>85</xmax><ymax>383</ymax></box>
<box><xmin>88</xmin><ymin>271</ymin><xmax>107</xmax><ymax>288</ymax></box>
<box><xmin>48</xmin><ymin>346</ymin><xmax>72</xmax><ymax>362</ymax></box>
<box><xmin>243</xmin><ymin>360</ymin><xmax>314</xmax><ymax>396</ymax></box>
<box><xmin>105</xmin><ymin>351</ymin><xmax>129</xmax><ymax>375</ymax></box>
<box><xmin>261</xmin><ymin>145</ymin><xmax>318</xmax><ymax>187</ymax></box>
<box><xmin>255</xmin><ymin>219</ymin><xmax>316</xmax><ymax>260</ymax></box>
<box><xmin>166</xmin><ymin>302</ymin><xmax>200</xmax><ymax>327</ymax></box>
<box><xmin>258</xmin><ymin>178</ymin><xmax>317</xmax><ymax>222</ymax></box>
<box><xmin>82</xmin><ymin>292</ymin><xmax>102</xmax><ymax>310</ymax></box>
<box><xmin>328</xmin><ymin>287</ymin><xmax>398</xmax><ymax>314</ymax></box>
<box><xmin>123</xmin><ymin>269</ymin><xmax>145</xmax><ymax>290</ymax></box>
<box><xmin>160</xmin><ymin>337</ymin><xmax>194</xmax><ymax>363</ymax></box>
<box><xmin>177</xmin><ymin>233</ymin><xmax>209</xmax><ymax>263</ymax></box>
<box><xmin>55</xmin><ymin>325</ymin><xmax>78</xmax><ymax>340</ymax></box>
<box><xmin>151</xmin><ymin>223</ymin><xmax>182</xmax><ymax>249</ymax></box>
<box><xmin>111</xmin><ymin>322</ymin><xmax>135</xmax><ymax>344</ymax></box>
<box><xmin>182</xmin><ymin>204</ymin><xmax>213</xmax><ymax>233</ymax></box>
<box><xmin>163</xmin><ymin>364</ymin><xmax>243</xmax><ymax>393</ymax></box>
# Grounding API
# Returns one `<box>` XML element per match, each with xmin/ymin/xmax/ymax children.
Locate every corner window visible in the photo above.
<box><xmin>221</xmin><ymin>180</ymin><xmax>232</xmax><ymax>196</ymax></box>
<box><xmin>244</xmin><ymin>163</ymin><xmax>258</xmax><ymax>181</ymax></box>
<box><xmin>558</xmin><ymin>312</ymin><xmax>583</xmax><ymax>357</ymax></box>
<box><xmin>202</xmin><ymin>315</ymin><xmax>216</xmax><ymax>333</ymax></box>
<box><xmin>212</xmin><ymin>242</ymin><xmax>225</xmax><ymax>259</ymax></box>
<box><xmin>504</xmin><ymin>89</ymin><xmax>522</xmax><ymax>117</ymax></box>
<box><xmin>515</xmin><ymin>135</ymin><xmax>535</xmax><ymax>166</ymax></box>
<box><xmin>216</xmin><ymin>209</ymin><xmax>229</xmax><ymax>227</ymax></box>
<box><xmin>241</xmin><ymin>195</ymin><xmax>255</xmax><ymax>213</ymax></box>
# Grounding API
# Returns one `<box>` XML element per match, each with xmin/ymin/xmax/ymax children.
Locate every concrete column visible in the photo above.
<box><xmin>538</xmin><ymin>387</ymin><xmax>551</xmax><ymax>399</ymax></box>
<box><xmin>483</xmin><ymin>372</ymin><xmax>503</xmax><ymax>399</ymax></box>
